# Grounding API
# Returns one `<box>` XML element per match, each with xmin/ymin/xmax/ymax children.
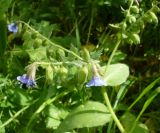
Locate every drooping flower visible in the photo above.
<box><xmin>17</xmin><ymin>74</ymin><xmax>36</xmax><ymax>87</ymax></box>
<box><xmin>17</xmin><ymin>63</ymin><xmax>37</xmax><ymax>87</ymax></box>
<box><xmin>86</xmin><ymin>76</ymin><xmax>106</xmax><ymax>87</ymax></box>
<box><xmin>86</xmin><ymin>63</ymin><xmax>107</xmax><ymax>87</ymax></box>
<box><xmin>7</xmin><ymin>23</ymin><xmax>18</xmax><ymax>33</ymax></box>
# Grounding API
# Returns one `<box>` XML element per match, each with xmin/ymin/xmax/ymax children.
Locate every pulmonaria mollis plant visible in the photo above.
<box><xmin>7</xmin><ymin>23</ymin><xmax>18</xmax><ymax>33</ymax></box>
<box><xmin>17</xmin><ymin>63</ymin><xmax>37</xmax><ymax>87</ymax></box>
<box><xmin>86</xmin><ymin>64</ymin><xmax>106</xmax><ymax>87</ymax></box>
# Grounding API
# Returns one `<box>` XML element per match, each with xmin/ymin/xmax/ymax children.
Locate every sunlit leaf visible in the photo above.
<box><xmin>102</xmin><ymin>63</ymin><xmax>129</xmax><ymax>86</ymax></box>
<box><xmin>55</xmin><ymin>101</ymin><xmax>111</xmax><ymax>133</ymax></box>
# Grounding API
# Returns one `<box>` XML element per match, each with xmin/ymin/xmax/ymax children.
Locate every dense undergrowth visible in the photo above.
<box><xmin>0</xmin><ymin>0</ymin><xmax>160</xmax><ymax>133</ymax></box>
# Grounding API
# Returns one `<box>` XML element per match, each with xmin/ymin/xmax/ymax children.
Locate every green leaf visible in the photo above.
<box><xmin>0</xmin><ymin>0</ymin><xmax>12</xmax><ymax>16</ymax></box>
<box><xmin>111</xmin><ymin>51</ymin><xmax>127</xmax><ymax>63</ymax></box>
<box><xmin>102</xmin><ymin>63</ymin><xmax>129</xmax><ymax>86</ymax></box>
<box><xmin>130</xmin><ymin>87</ymin><xmax>160</xmax><ymax>132</ymax></box>
<box><xmin>0</xmin><ymin>18</ymin><xmax>7</xmax><ymax>56</ymax></box>
<box><xmin>45</xmin><ymin>117</ymin><xmax>60</xmax><ymax>129</ymax></box>
<box><xmin>128</xmin><ymin>77</ymin><xmax>160</xmax><ymax>110</ymax></box>
<box><xmin>44</xmin><ymin>105</ymin><xmax>69</xmax><ymax>129</ymax></box>
<box><xmin>7</xmin><ymin>87</ymin><xmax>32</xmax><ymax>106</ymax></box>
<box><xmin>27</xmin><ymin>47</ymin><xmax>47</xmax><ymax>61</ymax></box>
<box><xmin>121</xmin><ymin>112</ymin><xmax>149</xmax><ymax>133</ymax></box>
<box><xmin>32</xmin><ymin>20</ymin><xmax>59</xmax><ymax>38</ymax></box>
<box><xmin>55</xmin><ymin>101</ymin><xmax>111</xmax><ymax>133</ymax></box>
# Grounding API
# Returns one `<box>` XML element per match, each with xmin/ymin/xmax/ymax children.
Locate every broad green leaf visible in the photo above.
<box><xmin>121</xmin><ymin>112</ymin><xmax>149</xmax><ymax>133</ymax></box>
<box><xmin>102</xmin><ymin>63</ymin><xmax>129</xmax><ymax>86</ymax></box>
<box><xmin>55</xmin><ymin>101</ymin><xmax>111</xmax><ymax>133</ymax></box>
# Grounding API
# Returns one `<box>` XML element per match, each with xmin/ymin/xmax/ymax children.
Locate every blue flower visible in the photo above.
<box><xmin>86</xmin><ymin>76</ymin><xmax>106</xmax><ymax>87</ymax></box>
<box><xmin>17</xmin><ymin>74</ymin><xmax>36</xmax><ymax>87</ymax></box>
<box><xmin>8</xmin><ymin>23</ymin><xmax>18</xmax><ymax>33</ymax></box>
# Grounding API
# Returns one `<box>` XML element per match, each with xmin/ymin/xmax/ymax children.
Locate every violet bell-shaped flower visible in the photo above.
<box><xmin>8</xmin><ymin>23</ymin><xmax>18</xmax><ymax>33</ymax></box>
<box><xmin>86</xmin><ymin>63</ymin><xmax>107</xmax><ymax>87</ymax></box>
<box><xmin>17</xmin><ymin>63</ymin><xmax>37</xmax><ymax>87</ymax></box>
<box><xmin>86</xmin><ymin>76</ymin><xmax>106</xmax><ymax>87</ymax></box>
<box><xmin>17</xmin><ymin>74</ymin><xmax>36</xmax><ymax>87</ymax></box>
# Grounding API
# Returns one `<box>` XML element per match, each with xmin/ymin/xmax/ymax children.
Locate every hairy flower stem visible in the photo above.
<box><xmin>18</xmin><ymin>21</ymin><xmax>84</xmax><ymax>61</ymax></box>
<box><xmin>101</xmin><ymin>87</ymin><xmax>126</xmax><ymax>133</ymax></box>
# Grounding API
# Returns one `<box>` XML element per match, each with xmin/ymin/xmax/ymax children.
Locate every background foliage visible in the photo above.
<box><xmin>0</xmin><ymin>0</ymin><xmax>160</xmax><ymax>133</ymax></box>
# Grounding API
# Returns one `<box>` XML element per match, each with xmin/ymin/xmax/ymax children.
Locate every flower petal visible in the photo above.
<box><xmin>86</xmin><ymin>76</ymin><xmax>106</xmax><ymax>87</ymax></box>
<box><xmin>8</xmin><ymin>23</ymin><xmax>18</xmax><ymax>33</ymax></box>
<box><xmin>17</xmin><ymin>74</ymin><xmax>36</xmax><ymax>87</ymax></box>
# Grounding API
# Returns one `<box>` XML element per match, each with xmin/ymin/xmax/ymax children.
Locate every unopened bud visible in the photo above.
<box><xmin>46</xmin><ymin>65</ymin><xmax>53</xmax><ymax>83</ymax></box>
<box><xmin>77</xmin><ymin>66</ymin><xmax>88</xmax><ymax>84</ymax></box>
<box><xmin>59</xmin><ymin>66</ymin><xmax>68</xmax><ymax>81</ymax></box>
<box><xmin>57</xmin><ymin>49</ymin><xmax>65</xmax><ymax>60</ymax></box>
<box><xmin>130</xmin><ymin>33</ymin><xmax>140</xmax><ymax>45</ymax></box>
<box><xmin>81</xmin><ymin>47</ymin><xmax>90</xmax><ymax>61</ymax></box>
<box><xmin>149</xmin><ymin>11</ymin><xmax>158</xmax><ymax>24</ymax></box>
<box><xmin>34</xmin><ymin>38</ymin><xmax>43</xmax><ymax>48</ymax></box>
<box><xmin>130</xmin><ymin>6</ymin><xmax>139</xmax><ymax>13</ymax></box>
<box><xmin>23</xmin><ymin>30</ymin><xmax>32</xmax><ymax>39</ymax></box>
<box><xmin>128</xmin><ymin>15</ymin><xmax>136</xmax><ymax>23</ymax></box>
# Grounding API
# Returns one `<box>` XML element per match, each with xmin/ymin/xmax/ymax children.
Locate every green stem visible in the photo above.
<box><xmin>101</xmin><ymin>88</ymin><xmax>126</xmax><ymax>133</ymax></box>
<box><xmin>86</xmin><ymin>8</ymin><xmax>94</xmax><ymax>44</ymax></box>
<box><xmin>106</xmin><ymin>39</ymin><xmax>121</xmax><ymax>68</ymax></box>
<box><xmin>18</xmin><ymin>21</ymin><xmax>83</xmax><ymax>61</ymax></box>
<box><xmin>34</xmin><ymin>61</ymin><xmax>86</xmax><ymax>66</ymax></box>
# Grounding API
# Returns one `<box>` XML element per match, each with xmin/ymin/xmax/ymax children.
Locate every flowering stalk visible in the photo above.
<box><xmin>101</xmin><ymin>87</ymin><xmax>126</xmax><ymax>133</ymax></box>
<box><xmin>18</xmin><ymin>20</ymin><xmax>84</xmax><ymax>61</ymax></box>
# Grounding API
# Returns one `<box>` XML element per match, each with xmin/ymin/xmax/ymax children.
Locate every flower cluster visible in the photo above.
<box><xmin>16</xmin><ymin>62</ymin><xmax>106</xmax><ymax>88</ymax></box>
